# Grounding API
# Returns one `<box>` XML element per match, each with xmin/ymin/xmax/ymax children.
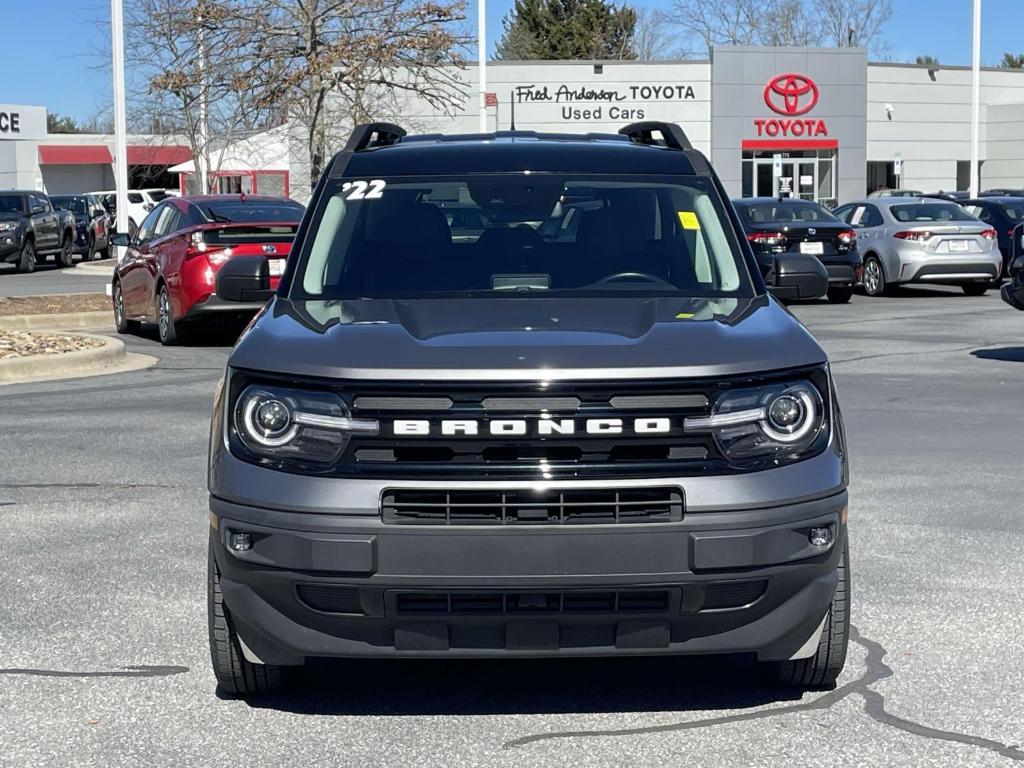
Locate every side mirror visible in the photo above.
<box><xmin>215</xmin><ymin>256</ymin><xmax>275</xmax><ymax>303</ymax></box>
<box><xmin>770</xmin><ymin>253</ymin><xmax>829</xmax><ymax>301</ymax></box>
<box><xmin>110</xmin><ymin>232</ymin><xmax>131</xmax><ymax>247</ymax></box>
<box><xmin>31</xmin><ymin>205</ymin><xmax>45</xmax><ymax>215</ymax></box>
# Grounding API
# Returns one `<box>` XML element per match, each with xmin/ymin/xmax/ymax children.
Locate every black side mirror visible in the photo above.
<box><xmin>770</xmin><ymin>253</ymin><xmax>829</xmax><ymax>301</ymax></box>
<box><xmin>110</xmin><ymin>232</ymin><xmax>131</xmax><ymax>247</ymax></box>
<box><xmin>31</xmin><ymin>205</ymin><xmax>45</xmax><ymax>215</ymax></box>
<box><xmin>216</xmin><ymin>256</ymin><xmax>275</xmax><ymax>303</ymax></box>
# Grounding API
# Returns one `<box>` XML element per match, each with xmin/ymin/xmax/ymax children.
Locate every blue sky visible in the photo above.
<box><xmin>4</xmin><ymin>0</ymin><xmax>1022</xmax><ymax>123</ymax></box>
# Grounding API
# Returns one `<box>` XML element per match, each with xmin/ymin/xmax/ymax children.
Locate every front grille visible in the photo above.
<box><xmin>394</xmin><ymin>589</ymin><xmax>673</xmax><ymax>615</ymax></box>
<box><xmin>344</xmin><ymin>380</ymin><xmax>718</xmax><ymax>479</ymax></box>
<box><xmin>296</xmin><ymin>584</ymin><xmax>363</xmax><ymax>614</ymax></box>
<box><xmin>381</xmin><ymin>487</ymin><xmax>683</xmax><ymax>525</ymax></box>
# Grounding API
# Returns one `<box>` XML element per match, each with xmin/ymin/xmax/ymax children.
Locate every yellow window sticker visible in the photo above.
<box><xmin>677</xmin><ymin>211</ymin><xmax>700</xmax><ymax>230</ymax></box>
<box><xmin>675</xmin><ymin>312</ymin><xmax>695</xmax><ymax>319</ymax></box>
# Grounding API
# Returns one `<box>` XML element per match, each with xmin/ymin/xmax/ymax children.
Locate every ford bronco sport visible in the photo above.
<box><xmin>207</xmin><ymin>122</ymin><xmax>850</xmax><ymax>694</ymax></box>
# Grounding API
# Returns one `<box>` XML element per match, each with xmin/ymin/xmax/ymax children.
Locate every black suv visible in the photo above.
<box><xmin>0</xmin><ymin>191</ymin><xmax>76</xmax><ymax>272</ymax></box>
<box><xmin>207</xmin><ymin>122</ymin><xmax>850</xmax><ymax>694</ymax></box>
<box><xmin>962</xmin><ymin>197</ymin><xmax>1024</xmax><ymax>281</ymax></box>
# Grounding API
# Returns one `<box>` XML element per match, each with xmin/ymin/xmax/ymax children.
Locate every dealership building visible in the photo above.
<box><xmin>384</xmin><ymin>46</ymin><xmax>1024</xmax><ymax>207</ymax></box>
<box><xmin>5</xmin><ymin>46</ymin><xmax>1024</xmax><ymax>205</ymax></box>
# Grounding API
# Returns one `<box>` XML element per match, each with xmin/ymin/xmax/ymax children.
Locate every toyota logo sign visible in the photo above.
<box><xmin>764</xmin><ymin>73</ymin><xmax>819</xmax><ymax>116</ymax></box>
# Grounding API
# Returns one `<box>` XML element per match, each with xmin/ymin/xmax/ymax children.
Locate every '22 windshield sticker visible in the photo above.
<box><xmin>342</xmin><ymin>180</ymin><xmax>386</xmax><ymax>200</ymax></box>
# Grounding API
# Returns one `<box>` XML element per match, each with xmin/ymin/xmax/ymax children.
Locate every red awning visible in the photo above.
<box><xmin>38</xmin><ymin>145</ymin><xmax>114</xmax><ymax>165</ymax></box>
<box><xmin>127</xmin><ymin>145</ymin><xmax>191</xmax><ymax>166</ymax></box>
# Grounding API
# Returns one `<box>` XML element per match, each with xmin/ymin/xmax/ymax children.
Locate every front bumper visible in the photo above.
<box><xmin>210</xmin><ymin>481</ymin><xmax>847</xmax><ymax>664</ymax></box>
<box><xmin>0</xmin><ymin>234</ymin><xmax>23</xmax><ymax>262</ymax></box>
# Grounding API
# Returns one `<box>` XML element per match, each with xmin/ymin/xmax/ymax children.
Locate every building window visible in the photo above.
<box><xmin>956</xmin><ymin>160</ymin><xmax>984</xmax><ymax>192</ymax></box>
<box><xmin>867</xmin><ymin>161</ymin><xmax>896</xmax><ymax>194</ymax></box>
<box><xmin>740</xmin><ymin>149</ymin><xmax>836</xmax><ymax>205</ymax></box>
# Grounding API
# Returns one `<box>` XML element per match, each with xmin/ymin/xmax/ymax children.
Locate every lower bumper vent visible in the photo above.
<box><xmin>394</xmin><ymin>590</ymin><xmax>672</xmax><ymax>616</ymax></box>
<box><xmin>296</xmin><ymin>584</ymin><xmax>364</xmax><ymax>614</ymax></box>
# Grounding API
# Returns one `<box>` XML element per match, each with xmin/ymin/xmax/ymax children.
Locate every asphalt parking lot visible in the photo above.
<box><xmin>2</xmin><ymin>286</ymin><xmax>1023</xmax><ymax>767</ymax></box>
<box><xmin>0</xmin><ymin>261</ymin><xmax>111</xmax><ymax>296</ymax></box>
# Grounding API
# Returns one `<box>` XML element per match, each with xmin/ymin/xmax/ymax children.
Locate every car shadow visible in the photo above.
<box><xmin>971</xmin><ymin>347</ymin><xmax>1024</xmax><ymax>362</ymax></box>
<box><xmin>231</xmin><ymin>654</ymin><xmax>803</xmax><ymax>716</ymax></box>
<box><xmin>134</xmin><ymin>318</ymin><xmax>249</xmax><ymax>348</ymax></box>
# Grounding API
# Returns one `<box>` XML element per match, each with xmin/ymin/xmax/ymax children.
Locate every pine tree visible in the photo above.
<box><xmin>495</xmin><ymin>0</ymin><xmax>637</xmax><ymax>61</ymax></box>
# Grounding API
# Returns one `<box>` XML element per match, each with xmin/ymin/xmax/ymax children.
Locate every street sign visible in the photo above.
<box><xmin>894</xmin><ymin>157</ymin><xmax>903</xmax><ymax>176</ymax></box>
<box><xmin>773</xmin><ymin>153</ymin><xmax>782</xmax><ymax>176</ymax></box>
<box><xmin>485</xmin><ymin>92</ymin><xmax>498</xmax><ymax>108</ymax></box>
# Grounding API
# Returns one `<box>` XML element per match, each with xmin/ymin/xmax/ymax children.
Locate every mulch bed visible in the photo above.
<box><xmin>0</xmin><ymin>331</ymin><xmax>103</xmax><ymax>360</ymax></box>
<box><xmin>0</xmin><ymin>293</ymin><xmax>109</xmax><ymax>317</ymax></box>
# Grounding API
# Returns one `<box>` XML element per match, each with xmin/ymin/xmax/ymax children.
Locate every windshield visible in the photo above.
<box><xmin>52</xmin><ymin>197</ymin><xmax>88</xmax><ymax>215</ymax></box>
<box><xmin>891</xmin><ymin>203</ymin><xmax>976</xmax><ymax>223</ymax></box>
<box><xmin>741</xmin><ymin>203</ymin><xmax>841</xmax><ymax>224</ymax></box>
<box><xmin>295</xmin><ymin>174</ymin><xmax>751</xmax><ymax>299</ymax></box>
<box><xmin>197</xmin><ymin>199</ymin><xmax>304</xmax><ymax>224</ymax></box>
<box><xmin>1000</xmin><ymin>202</ymin><xmax>1024</xmax><ymax>221</ymax></box>
<box><xmin>0</xmin><ymin>194</ymin><xmax>24</xmax><ymax>214</ymax></box>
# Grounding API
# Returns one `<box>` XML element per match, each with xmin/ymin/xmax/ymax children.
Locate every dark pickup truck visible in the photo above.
<box><xmin>0</xmin><ymin>190</ymin><xmax>77</xmax><ymax>273</ymax></box>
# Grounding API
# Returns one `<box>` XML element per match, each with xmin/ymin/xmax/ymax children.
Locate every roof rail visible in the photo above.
<box><xmin>343</xmin><ymin>122</ymin><xmax>407</xmax><ymax>153</ymax></box>
<box><xmin>618</xmin><ymin>121</ymin><xmax>692</xmax><ymax>150</ymax></box>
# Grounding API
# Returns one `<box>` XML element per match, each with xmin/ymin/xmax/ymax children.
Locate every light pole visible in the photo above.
<box><xmin>478</xmin><ymin>0</ymin><xmax>487</xmax><ymax>133</ymax></box>
<box><xmin>111</xmin><ymin>0</ymin><xmax>130</xmax><ymax>238</ymax></box>
<box><xmin>969</xmin><ymin>0</ymin><xmax>981</xmax><ymax>197</ymax></box>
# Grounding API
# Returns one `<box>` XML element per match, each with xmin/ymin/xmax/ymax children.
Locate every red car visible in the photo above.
<box><xmin>111</xmin><ymin>195</ymin><xmax>303</xmax><ymax>344</ymax></box>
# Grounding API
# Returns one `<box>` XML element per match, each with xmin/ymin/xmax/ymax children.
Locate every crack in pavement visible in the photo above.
<box><xmin>0</xmin><ymin>665</ymin><xmax>189</xmax><ymax>679</ymax></box>
<box><xmin>504</xmin><ymin>626</ymin><xmax>1024</xmax><ymax>762</ymax></box>
<box><xmin>830</xmin><ymin>343</ymin><xmax>996</xmax><ymax>367</ymax></box>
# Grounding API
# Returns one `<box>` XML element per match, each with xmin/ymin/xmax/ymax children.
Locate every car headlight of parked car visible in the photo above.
<box><xmin>684</xmin><ymin>378</ymin><xmax>829</xmax><ymax>466</ymax></box>
<box><xmin>0</xmin><ymin>221</ymin><xmax>18</xmax><ymax>232</ymax></box>
<box><xmin>230</xmin><ymin>381</ymin><xmax>378</xmax><ymax>466</ymax></box>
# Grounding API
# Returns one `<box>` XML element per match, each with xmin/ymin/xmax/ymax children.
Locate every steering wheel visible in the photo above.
<box><xmin>592</xmin><ymin>271</ymin><xmax>675</xmax><ymax>288</ymax></box>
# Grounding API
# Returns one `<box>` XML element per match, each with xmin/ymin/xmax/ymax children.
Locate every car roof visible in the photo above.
<box><xmin>966</xmin><ymin>195</ymin><xmax>1024</xmax><ymax>203</ymax></box>
<box><xmin>343</xmin><ymin>133</ymin><xmax>701</xmax><ymax>177</ymax></box>
<box><xmin>181</xmin><ymin>194</ymin><xmax>299</xmax><ymax>203</ymax></box>
<box><xmin>732</xmin><ymin>197</ymin><xmax>820</xmax><ymax>205</ymax></box>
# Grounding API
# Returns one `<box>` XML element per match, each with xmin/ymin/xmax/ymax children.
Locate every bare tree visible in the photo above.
<box><xmin>671</xmin><ymin>0</ymin><xmax>891</xmax><ymax>56</ymax></box>
<box><xmin>225</xmin><ymin>0</ymin><xmax>470</xmax><ymax>187</ymax></box>
<box><xmin>814</xmin><ymin>0</ymin><xmax>892</xmax><ymax>53</ymax></box>
<box><xmin>125</xmin><ymin>0</ymin><xmax>272</xmax><ymax>191</ymax></box>
<box><xmin>632</xmin><ymin>7</ymin><xmax>688</xmax><ymax>60</ymax></box>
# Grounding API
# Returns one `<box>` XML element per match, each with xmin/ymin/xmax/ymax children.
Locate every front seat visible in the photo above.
<box><xmin>366</xmin><ymin>204</ymin><xmax>455</xmax><ymax>292</ymax></box>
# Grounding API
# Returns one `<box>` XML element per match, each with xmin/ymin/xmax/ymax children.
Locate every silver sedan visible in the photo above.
<box><xmin>833</xmin><ymin>198</ymin><xmax>1000</xmax><ymax>296</ymax></box>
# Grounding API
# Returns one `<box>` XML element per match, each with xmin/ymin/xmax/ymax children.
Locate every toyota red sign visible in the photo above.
<box><xmin>754</xmin><ymin>72</ymin><xmax>828</xmax><ymax>138</ymax></box>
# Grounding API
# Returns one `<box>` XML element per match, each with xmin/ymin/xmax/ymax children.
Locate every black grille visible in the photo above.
<box><xmin>702</xmin><ymin>580</ymin><xmax>767</xmax><ymax>610</ymax></box>
<box><xmin>381</xmin><ymin>487</ymin><xmax>683</xmax><ymax>525</ymax></box>
<box><xmin>296</xmin><ymin>584</ymin><xmax>363</xmax><ymax>614</ymax></box>
<box><xmin>394</xmin><ymin>590</ymin><xmax>672</xmax><ymax>615</ymax></box>
<box><xmin>345</xmin><ymin>380</ymin><xmax>717</xmax><ymax>479</ymax></box>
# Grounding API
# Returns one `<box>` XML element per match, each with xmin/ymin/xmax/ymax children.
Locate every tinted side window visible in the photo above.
<box><xmin>127</xmin><ymin>192</ymin><xmax>144</xmax><ymax>204</ymax></box>
<box><xmin>135</xmin><ymin>206</ymin><xmax>164</xmax><ymax>244</ymax></box>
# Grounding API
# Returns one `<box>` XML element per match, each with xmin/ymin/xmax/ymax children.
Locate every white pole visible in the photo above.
<box><xmin>198</xmin><ymin>17</ymin><xmax>210</xmax><ymax>194</ymax></box>
<box><xmin>478</xmin><ymin>0</ymin><xmax>487</xmax><ymax>133</ymax></box>
<box><xmin>969</xmin><ymin>0</ymin><xmax>981</xmax><ymax>197</ymax></box>
<box><xmin>111</xmin><ymin>0</ymin><xmax>130</xmax><ymax>238</ymax></box>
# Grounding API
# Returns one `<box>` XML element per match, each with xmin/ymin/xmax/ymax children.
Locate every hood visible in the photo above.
<box><xmin>0</xmin><ymin>212</ymin><xmax>23</xmax><ymax>222</ymax></box>
<box><xmin>228</xmin><ymin>295</ymin><xmax>826</xmax><ymax>382</ymax></box>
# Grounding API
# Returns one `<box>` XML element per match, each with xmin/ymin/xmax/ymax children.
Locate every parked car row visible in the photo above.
<box><xmin>0</xmin><ymin>190</ymin><xmax>77</xmax><ymax>272</ymax></box>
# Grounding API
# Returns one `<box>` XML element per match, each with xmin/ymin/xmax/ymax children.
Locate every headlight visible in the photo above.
<box><xmin>231</xmin><ymin>383</ymin><xmax>378</xmax><ymax>466</ymax></box>
<box><xmin>684</xmin><ymin>380</ymin><xmax>827</xmax><ymax>465</ymax></box>
<box><xmin>0</xmin><ymin>222</ymin><xmax>18</xmax><ymax>232</ymax></box>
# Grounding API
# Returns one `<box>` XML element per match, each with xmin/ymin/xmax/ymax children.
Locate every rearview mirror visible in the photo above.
<box><xmin>109</xmin><ymin>232</ymin><xmax>131</xmax><ymax>247</ymax></box>
<box><xmin>215</xmin><ymin>256</ymin><xmax>275</xmax><ymax>303</ymax></box>
<box><xmin>31</xmin><ymin>205</ymin><xmax>45</xmax><ymax>215</ymax></box>
<box><xmin>770</xmin><ymin>253</ymin><xmax>829</xmax><ymax>301</ymax></box>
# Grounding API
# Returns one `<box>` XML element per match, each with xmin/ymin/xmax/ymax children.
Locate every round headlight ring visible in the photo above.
<box><xmin>760</xmin><ymin>386</ymin><xmax>818</xmax><ymax>443</ymax></box>
<box><xmin>241</xmin><ymin>393</ymin><xmax>299</xmax><ymax>447</ymax></box>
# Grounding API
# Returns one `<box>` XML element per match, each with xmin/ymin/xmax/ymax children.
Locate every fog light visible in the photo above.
<box><xmin>229</xmin><ymin>531</ymin><xmax>253</xmax><ymax>552</ymax></box>
<box><xmin>808</xmin><ymin>527</ymin><xmax>833</xmax><ymax>547</ymax></box>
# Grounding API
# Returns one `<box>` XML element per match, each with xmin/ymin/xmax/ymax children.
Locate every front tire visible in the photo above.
<box><xmin>862</xmin><ymin>256</ymin><xmax>889</xmax><ymax>297</ymax></box>
<box><xmin>962</xmin><ymin>283</ymin><xmax>988</xmax><ymax>297</ymax></box>
<box><xmin>826</xmin><ymin>285</ymin><xmax>854</xmax><ymax>304</ymax></box>
<box><xmin>112</xmin><ymin>280</ymin><xmax>140</xmax><ymax>334</ymax></box>
<box><xmin>771</xmin><ymin>541</ymin><xmax>850</xmax><ymax>689</ymax></box>
<box><xmin>16</xmin><ymin>240</ymin><xmax>35</xmax><ymax>273</ymax></box>
<box><xmin>208</xmin><ymin>543</ymin><xmax>289</xmax><ymax>695</ymax></box>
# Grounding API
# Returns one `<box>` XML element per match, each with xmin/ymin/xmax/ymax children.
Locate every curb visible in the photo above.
<box><xmin>0</xmin><ymin>311</ymin><xmax>112</xmax><ymax>332</ymax></box>
<box><xmin>0</xmin><ymin>332</ymin><xmax>135</xmax><ymax>383</ymax></box>
<box><xmin>72</xmin><ymin>263</ymin><xmax>115</xmax><ymax>277</ymax></box>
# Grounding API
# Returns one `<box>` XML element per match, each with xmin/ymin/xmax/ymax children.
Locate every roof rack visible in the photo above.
<box><xmin>343</xmin><ymin>122</ymin><xmax>407</xmax><ymax>153</ymax></box>
<box><xmin>618</xmin><ymin>121</ymin><xmax>692</xmax><ymax>150</ymax></box>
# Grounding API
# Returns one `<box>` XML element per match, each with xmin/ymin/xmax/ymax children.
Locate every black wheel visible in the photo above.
<box><xmin>16</xmin><ymin>239</ymin><xmax>35</xmax><ymax>273</ymax></box>
<box><xmin>861</xmin><ymin>255</ymin><xmax>889</xmax><ymax>297</ymax></box>
<box><xmin>156</xmin><ymin>284</ymin><xmax>187</xmax><ymax>345</ymax></box>
<box><xmin>208</xmin><ymin>542</ymin><xmax>289</xmax><ymax>695</ymax></box>
<box><xmin>826</xmin><ymin>285</ymin><xmax>854</xmax><ymax>304</ymax></box>
<box><xmin>962</xmin><ymin>283</ymin><xmax>988</xmax><ymax>297</ymax></box>
<box><xmin>57</xmin><ymin>235</ymin><xmax>75</xmax><ymax>268</ymax></box>
<box><xmin>112</xmin><ymin>280</ymin><xmax>140</xmax><ymax>334</ymax></box>
<box><xmin>771</xmin><ymin>541</ymin><xmax>850</xmax><ymax>689</ymax></box>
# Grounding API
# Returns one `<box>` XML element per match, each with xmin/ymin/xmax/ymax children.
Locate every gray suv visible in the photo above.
<box><xmin>207</xmin><ymin>122</ymin><xmax>850</xmax><ymax>695</ymax></box>
<box><xmin>834</xmin><ymin>198</ymin><xmax>1000</xmax><ymax>296</ymax></box>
